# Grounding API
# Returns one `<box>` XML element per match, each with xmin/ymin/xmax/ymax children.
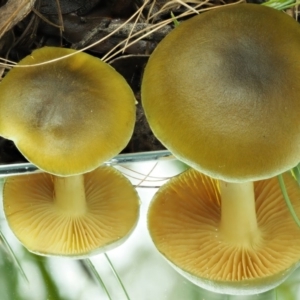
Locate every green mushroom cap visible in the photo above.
<box><xmin>0</xmin><ymin>47</ymin><xmax>136</xmax><ymax>176</ymax></box>
<box><xmin>142</xmin><ymin>4</ymin><xmax>300</xmax><ymax>182</ymax></box>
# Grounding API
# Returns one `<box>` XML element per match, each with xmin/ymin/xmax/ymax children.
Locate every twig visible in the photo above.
<box><xmin>0</xmin><ymin>0</ymin><xmax>36</xmax><ymax>39</ymax></box>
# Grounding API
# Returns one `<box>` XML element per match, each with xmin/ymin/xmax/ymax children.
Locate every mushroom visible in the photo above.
<box><xmin>141</xmin><ymin>3</ymin><xmax>300</xmax><ymax>294</ymax></box>
<box><xmin>3</xmin><ymin>165</ymin><xmax>139</xmax><ymax>258</ymax></box>
<box><xmin>0</xmin><ymin>47</ymin><xmax>139</xmax><ymax>256</ymax></box>
<box><xmin>0</xmin><ymin>47</ymin><xmax>136</xmax><ymax>176</ymax></box>
<box><xmin>142</xmin><ymin>4</ymin><xmax>300</xmax><ymax>182</ymax></box>
<box><xmin>148</xmin><ymin>169</ymin><xmax>300</xmax><ymax>294</ymax></box>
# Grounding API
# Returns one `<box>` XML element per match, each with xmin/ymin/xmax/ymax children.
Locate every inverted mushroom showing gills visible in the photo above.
<box><xmin>142</xmin><ymin>4</ymin><xmax>300</xmax><ymax>182</ymax></box>
<box><xmin>148</xmin><ymin>169</ymin><xmax>300</xmax><ymax>295</ymax></box>
<box><xmin>142</xmin><ymin>3</ymin><xmax>300</xmax><ymax>295</ymax></box>
<box><xmin>3</xmin><ymin>166</ymin><xmax>139</xmax><ymax>257</ymax></box>
<box><xmin>0</xmin><ymin>47</ymin><xmax>139</xmax><ymax>257</ymax></box>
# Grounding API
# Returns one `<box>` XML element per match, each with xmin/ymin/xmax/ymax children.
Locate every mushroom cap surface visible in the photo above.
<box><xmin>148</xmin><ymin>168</ymin><xmax>300</xmax><ymax>294</ymax></box>
<box><xmin>3</xmin><ymin>166</ymin><xmax>140</xmax><ymax>257</ymax></box>
<box><xmin>142</xmin><ymin>4</ymin><xmax>300</xmax><ymax>182</ymax></box>
<box><xmin>0</xmin><ymin>47</ymin><xmax>136</xmax><ymax>176</ymax></box>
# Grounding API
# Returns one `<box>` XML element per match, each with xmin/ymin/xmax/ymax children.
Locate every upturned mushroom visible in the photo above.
<box><xmin>3</xmin><ymin>166</ymin><xmax>139</xmax><ymax>257</ymax></box>
<box><xmin>142</xmin><ymin>4</ymin><xmax>300</xmax><ymax>295</ymax></box>
<box><xmin>148</xmin><ymin>169</ymin><xmax>300</xmax><ymax>294</ymax></box>
<box><xmin>0</xmin><ymin>47</ymin><xmax>139</xmax><ymax>257</ymax></box>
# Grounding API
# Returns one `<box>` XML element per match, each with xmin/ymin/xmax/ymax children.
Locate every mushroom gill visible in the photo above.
<box><xmin>4</xmin><ymin>165</ymin><xmax>140</xmax><ymax>258</ymax></box>
<box><xmin>148</xmin><ymin>168</ymin><xmax>300</xmax><ymax>294</ymax></box>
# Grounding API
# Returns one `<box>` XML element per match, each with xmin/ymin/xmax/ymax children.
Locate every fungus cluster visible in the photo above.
<box><xmin>0</xmin><ymin>47</ymin><xmax>139</xmax><ymax>257</ymax></box>
<box><xmin>142</xmin><ymin>4</ymin><xmax>300</xmax><ymax>295</ymax></box>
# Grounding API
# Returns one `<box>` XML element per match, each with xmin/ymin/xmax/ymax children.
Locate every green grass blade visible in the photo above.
<box><xmin>292</xmin><ymin>164</ymin><xmax>300</xmax><ymax>186</ymax></box>
<box><xmin>32</xmin><ymin>255</ymin><xmax>62</xmax><ymax>300</ymax></box>
<box><xmin>85</xmin><ymin>258</ymin><xmax>112</xmax><ymax>300</ymax></box>
<box><xmin>278</xmin><ymin>174</ymin><xmax>300</xmax><ymax>227</ymax></box>
<box><xmin>170</xmin><ymin>12</ymin><xmax>180</xmax><ymax>27</ymax></box>
<box><xmin>0</xmin><ymin>230</ymin><xmax>28</xmax><ymax>283</ymax></box>
<box><xmin>104</xmin><ymin>253</ymin><xmax>131</xmax><ymax>300</ymax></box>
<box><xmin>262</xmin><ymin>0</ymin><xmax>300</xmax><ymax>10</ymax></box>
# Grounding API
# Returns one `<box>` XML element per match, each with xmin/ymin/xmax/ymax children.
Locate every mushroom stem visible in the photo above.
<box><xmin>219</xmin><ymin>181</ymin><xmax>260</xmax><ymax>245</ymax></box>
<box><xmin>53</xmin><ymin>174</ymin><xmax>86</xmax><ymax>215</ymax></box>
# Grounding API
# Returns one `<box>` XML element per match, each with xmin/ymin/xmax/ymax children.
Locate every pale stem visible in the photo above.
<box><xmin>53</xmin><ymin>174</ymin><xmax>86</xmax><ymax>215</ymax></box>
<box><xmin>219</xmin><ymin>181</ymin><xmax>260</xmax><ymax>245</ymax></box>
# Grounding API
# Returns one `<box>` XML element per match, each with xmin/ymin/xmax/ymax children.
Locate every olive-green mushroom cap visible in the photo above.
<box><xmin>142</xmin><ymin>4</ymin><xmax>300</xmax><ymax>182</ymax></box>
<box><xmin>3</xmin><ymin>165</ymin><xmax>140</xmax><ymax>257</ymax></box>
<box><xmin>0</xmin><ymin>47</ymin><xmax>136</xmax><ymax>176</ymax></box>
<box><xmin>148</xmin><ymin>169</ymin><xmax>300</xmax><ymax>294</ymax></box>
